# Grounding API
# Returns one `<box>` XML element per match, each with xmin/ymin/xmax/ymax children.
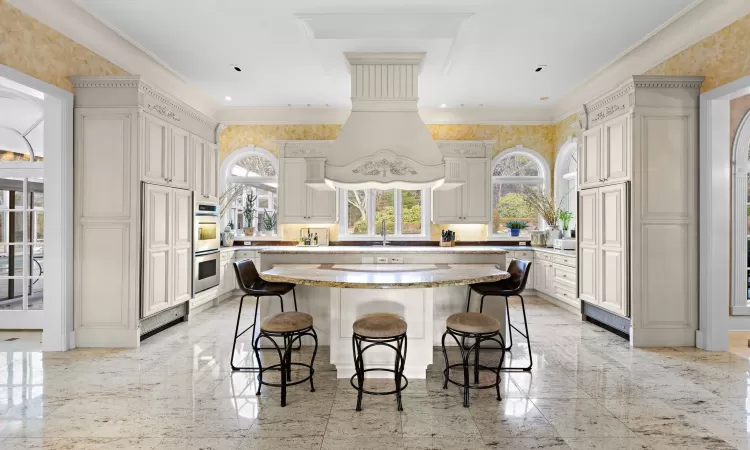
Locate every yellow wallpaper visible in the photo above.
<box><xmin>0</xmin><ymin>0</ymin><xmax>127</xmax><ymax>92</ymax></box>
<box><xmin>220</xmin><ymin>125</ymin><xmax>340</xmax><ymax>161</ymax></box>
<box><xmin>645</xmin><ymin>13</ymin><xmax>750</xmax><ymax>93</ymax></box>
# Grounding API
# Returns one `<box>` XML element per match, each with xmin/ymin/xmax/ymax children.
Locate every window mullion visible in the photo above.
<box><xmin>367</xmin><ymin>190</ymin><xmax>376</xmax><ymax>237</ymax></box>
<box><xmin>394</xmin><ymin>189</ymin><xmax>402</xmax><ymax>237</ymax></box>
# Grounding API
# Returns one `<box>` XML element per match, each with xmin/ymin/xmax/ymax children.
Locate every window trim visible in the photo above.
<box><xmin>487</xmin><ymin>146</ymin><xmax>550</xmax><ymax>240</ymax></box>
<box><xmin>731</xmin><ymin>110</ymin><xmax>750</xmax><ymax>314</ymax></box>
<box><xmin>338</xmin><ymin>188</ymin><xmax>431</xmax><ymax>241</ymax></box>
<box><xmin>554</xmin><ymin>137</ymin><xmax>579</xmax><ymax>226</ymax></box>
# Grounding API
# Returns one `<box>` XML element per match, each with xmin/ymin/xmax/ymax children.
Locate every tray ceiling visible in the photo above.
<box><xmin>74</xmin><ymin>0</ymin><xmax>697</xmax><ymax>108</ymax></box>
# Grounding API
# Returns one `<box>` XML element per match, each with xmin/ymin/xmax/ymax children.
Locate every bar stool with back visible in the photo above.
<box><xmin>230</xmin><ymin>259</ymin><xmax>300</xmax><ymax>371</ymax></box>
<box><xmin>466</xmin><ymin>258</ymin><xmax>533</xmax><ymax>371</ymax></box>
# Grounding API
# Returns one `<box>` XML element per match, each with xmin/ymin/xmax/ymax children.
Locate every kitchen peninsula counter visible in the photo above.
<box><xmin>258</xmin><ymin>246</ymin><xmax>508</xmax><ymax>255</ymax></box>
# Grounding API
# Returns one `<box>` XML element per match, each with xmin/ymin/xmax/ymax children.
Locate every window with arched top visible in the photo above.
<box><xmin>555</xmin><ymin>139</ymin><xmax>578</xmax><ymax>227</ymax></box>
<box><xmin>220</xmin><ymin>147</ymin><xmax>279</xmax><ymax>237</ymax></box>
<box><xmin>490</xmin><ymin>147</ymin><xmax>550</xmax><ymax>237</ymax></box>
<box><xmin>732</xmin><ymin>111</ymin><xmax>750</xmax><ymax>314</ymax></box>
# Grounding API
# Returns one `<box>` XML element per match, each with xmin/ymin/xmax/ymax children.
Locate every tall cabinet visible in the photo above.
<box><xmin>576</xmin><ymin>75</ymin><xmax>702</xmax><ymax>347</ymax></box>
<box><xmin>72</xmin><ymin>76</ymin><xmax>219</xmax><ymax>347</ymax></box>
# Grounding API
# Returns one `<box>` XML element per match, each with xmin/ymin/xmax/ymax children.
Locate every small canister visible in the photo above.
<box><xmin>530</xmin><ymin>230</ymin><xmax>546</xmax><ymax>247</ymax></box>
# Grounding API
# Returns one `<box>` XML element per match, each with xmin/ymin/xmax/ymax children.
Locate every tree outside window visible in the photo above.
<box><xmin>490</xmin><ymin>152</ymin><xmax>546</xmax><ymax>237</ymax></box>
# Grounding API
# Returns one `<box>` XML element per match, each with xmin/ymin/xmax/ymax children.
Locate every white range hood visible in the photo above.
<box><xmin>323</xmin><ymin>52</ymin><xmax>446</xmax><ymax>191</ymax></box>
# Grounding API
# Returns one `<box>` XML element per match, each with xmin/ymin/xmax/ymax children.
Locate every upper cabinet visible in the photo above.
<box><xmin>141</xmin><ymin>113</ymin><xmax>193</xmax><ymax>189</ymax></box>
<box><xmin>278</xmin><ymin>157</ymin><xmax>336</xmax><ymax>224</ymax></box>
<box><xmin>578</xmin><ymin>113</ymin><xmax>631</xmax><ymax>189</ymax></box>
<box><xmin>193</xmin><ymin>136</ymin><xmax>219</xmax><ymax>203</ymax></box>
<box><xmin>432</xmin><ymin>141</ymin><xmax>493</xmax><ymax>225</ymax></box>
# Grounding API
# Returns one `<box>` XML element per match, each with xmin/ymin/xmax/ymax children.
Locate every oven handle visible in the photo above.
<box><xmin>195</xmin><ymin>249</ymin><xmax>220</xmax><ymax>257</ymax></box>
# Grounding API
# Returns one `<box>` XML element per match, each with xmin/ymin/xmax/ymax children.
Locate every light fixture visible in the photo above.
<box><xmin>535</xmin><ymin>65</ymin><xmax>547</xmax><ymax>73</ymax></box>
<box><xmin>233</xmin><ymin>66</ymin><xmax>242</xmax><ymax>72</ymax></box>
<box><xmin>440</xmin><ymin>103</ymin><xmax>448</xmax><ymax>108</ymax></box>
<box><xmin>540</xmin><ymin>96</ymin><xmax>549</xmax><ymax>101</ymax></box>
<box><xmin>225</xmin><ymin>96</ymin><xmax>232</xmax><ymax>101</ymax></box>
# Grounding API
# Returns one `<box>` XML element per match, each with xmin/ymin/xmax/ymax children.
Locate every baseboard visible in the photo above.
<box><xmin>68</xmin><ymin>330</ymin><xmax>76</xmax><ymax>349</ymax></box>
<box><xmin>695</xmin><ymin>330</ymin><xmax>706</xmax><ymax>350</ymax></box>
<box><xmin>630</xmin><ymin>327</ymin><xmax>696</xmax><ymax>347</ymax></box>
<box><xmin>536</xmin><ymin>291</ymin><xmax>580</xmax><ymax>315</ymax></box>
<box><xmin>75</xmin><ymin>327</ymin><xmax>139</xmax><ymax>348</ymax></box>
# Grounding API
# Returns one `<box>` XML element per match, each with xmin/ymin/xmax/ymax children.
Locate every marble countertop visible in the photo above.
<box><xmin>257</xmin><ymin>246</ymin><xmax>508</xmax><ymax>255</ymax></box>
<box><xmin>498</xmin><ymin>246</ymin><xmax>576</xmax><ymax>257</ymax></box>
<box><xmin>259</xmin><ymin>263</ymin><xmax>510</xmax><ymax>289</ymax></box>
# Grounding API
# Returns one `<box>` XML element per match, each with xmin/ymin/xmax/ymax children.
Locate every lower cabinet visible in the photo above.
<box><xmin>532</xmin><ymin>251</ymin><xmax>578</xmax><ymax>309</ymax></box>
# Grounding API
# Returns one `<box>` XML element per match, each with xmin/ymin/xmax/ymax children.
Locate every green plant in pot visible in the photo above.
<box><xmin>559</xmin><ymin>210</ymin><xmax>573</xmax><ymax>238</ymax></box>
<box><xmin>243</xmin><ymin>192</ymin><xmax>258</xmax><ymax>236</ymax></box>
<box><xmin>263</xmin><ymin>210</ymin><xmax>278</xmax><ymax>236</ymax></box>
<box><xmin>505</xmin><ymin>220</ymin><xmax>528</xmax><ymax>237</ymax></box>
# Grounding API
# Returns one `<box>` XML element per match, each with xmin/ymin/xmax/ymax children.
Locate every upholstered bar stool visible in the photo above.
<box><xmin>253</xmin><ymin>311</ymin><xmax>318</xmax><ymax>407</ymax></box>
<box><xmin>441</xmin><ymin>312</ymin><xmax>506</xmax><ymax>407</ymax></box>
<box><xmin>230</xmin><ymin>259</ymin><xmax>299</xmax><ymax>371</ymax></box>
<box><xmin>466</xmin><ymin>259</ymin><xmax>533</xmax><ymax>371</ymax></box>
<box><xmin>351</xmin><ymin>313</ymin><xmax>408</xmax><ymax>411</ymax></box>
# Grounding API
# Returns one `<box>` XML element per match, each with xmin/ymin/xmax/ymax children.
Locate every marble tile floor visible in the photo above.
<box><xmin>2</xmin><ymin>296</ymin><xmax>750</xmax><ymax>449</ymax></box>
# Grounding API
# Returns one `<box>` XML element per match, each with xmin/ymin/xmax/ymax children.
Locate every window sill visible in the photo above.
<box><xmin>338</xmin><ymin>235</ymin><xmax>431</xmax><ymax>242</ymax></box>
<box><xmin>234</xmin><ymin>235</ymin><xmax>284</xmax><ymax>242</ymax></box>
<box><xmin>486</xmin><ymin>236</ymin><xmax>532</xmax><ymax>241</ymax></box>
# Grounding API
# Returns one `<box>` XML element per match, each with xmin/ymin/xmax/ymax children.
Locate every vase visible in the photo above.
<box><xmin>546</xmin><ymin>227</ymin><xmax>561</xmax><ymax>247</ymax></box>
<box><xmin>563</xmin><ymin>229</ymin><xmax>571</xmax><ymax>239</ymax></box>
<box><xmin>510</xmin><ymin>228</ymin><xmax>521</xmax><ymax>237</ymax></box>
<box><xmin>243</xmin><ymin>227</ymin><xmax>254</xmax><ymax>236</ymax></box>
<box><xmin>225</xmin><ymin>232</ymin><xmax>235</xmax><ymax>247</ymax></box>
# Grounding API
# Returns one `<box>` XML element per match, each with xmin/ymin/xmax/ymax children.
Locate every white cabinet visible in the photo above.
<box><xmin>432</xmin><ymin>158</ymin><xmax>489</xmax><ymax>224</ymax></box>
<box><xmin>577</xmin><ymin>184</ymin><xmax>628</xmax><ymax>317</ymax></box>
<box><xmin>142</xmin><ymin>184</ymin><xmax>193</xmax><ymax>317</ymax></box>
<box><xmin>194</xmin><ymin>137</ymin><xmax>219</xmax><ymax>202</ymax></box>
<box><xmin>278</xmin><ymin>158</ymin><xmax>336</xmax><ymax>224</ymax></box>
<box><xmin>578</xmin><ymin>115</ymin><xmax>631</xmax><ymax>189</ymax></box>
<box><xmin>507</xmin><ymin>250</ymin><xmax>534</xmax><ymax>290</ymax></box>
<box><xmin>141</xmin><ymin>113</ymin><xmax>193</xmax><ymax>189</ymax></box>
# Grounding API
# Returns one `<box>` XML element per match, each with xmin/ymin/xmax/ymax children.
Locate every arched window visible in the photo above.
<box><xmin>490</xmin><ymin>146</ymin><xmax>550</xmax><ymax>237</ymax></box>
<box><xmin>732</xmin><ymin>111</ymin><xmax>750</xmax><ymax>314</ymax></box>
<box><xmin>555</xmin><ymin>138</ymin><xmax>578</xmax><ymax>226</ymax></box>
<box><xmin>220</xmin><ymin>146</ymin><xmax>279</xmax><ymax>237</ymax></box>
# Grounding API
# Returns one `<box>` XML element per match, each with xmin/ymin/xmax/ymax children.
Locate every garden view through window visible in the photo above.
<box><xmin>343</xmin><ymin>188</ymin><xmax>425</xmax><ymax>238</ymax></box>
<box><xmin>491</xmin><ymin>152</ymin><xmax>545</xmax><ymax>236</ymax></box>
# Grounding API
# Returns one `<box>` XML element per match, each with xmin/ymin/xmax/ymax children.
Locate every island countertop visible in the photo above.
<box><xmin>259</xmin><ymin>263</ymin><xmax>510</xmax><ymax>289</ymax></box>
<box><xmin>257</xmin><ymin>246</ymin><xmax>508</xmax><ymax>255</ymax></box>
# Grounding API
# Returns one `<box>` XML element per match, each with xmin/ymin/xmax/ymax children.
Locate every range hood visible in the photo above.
<box><xmin>322</xmin><ymin>53</ymin><xmax>446</xmax><ymax>191</ymax></box>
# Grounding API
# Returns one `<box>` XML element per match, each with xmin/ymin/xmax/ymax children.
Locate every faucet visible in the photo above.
<box><xmin>381</xmin><ymin>219</ymin><xmax>389</xmax><ymax>246</ymax></box>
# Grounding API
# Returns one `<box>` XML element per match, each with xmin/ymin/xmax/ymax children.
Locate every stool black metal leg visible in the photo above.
<box><xmin>499</xmin><ymin>295</ymin><xmax>533</xmax><ymax>372</ymax></box>
<box><xmin>462</xmin><ymin>345</ymin><xmax>471</xmax><ymax>407</ymax></box>
<box><xmin>231</xmin><ymin>295</ymin><xmax>262</xmax><ymax>371</ymax></box>
<box><xmin>353</xmin><ymin>336</ymin><xmax>364</xmax><ymax>411</ymax></box>
<box><xmin>479</xmin><ymin>295</ymin><xmax>485</xmax><ymax>313</ymax></box>
<box><xmin>474</xmin><ymin>338</ymin><xmax>481</xmax><ymax>384</ymax></box>
<box><xmin>292</xmin><ymin>288</ymin><xmax>298</xmax><ymax>312</ymax></box>
<box><xmin>504</xmin><ymin>296</ymin><xmax>513</xmax><ymax>351</ymax></box>
<box><xmin>395</xmin><ymin>337</ymin><xmax>404</xmax><ymax>411</ymax></box>
<box><xmin>465</xmin><ymin>286</ymin><xmax>472</xmax><ymax>312</ymax></box>
<box><xmin>441</xmin><ymin>331</ymin><xmax>450</xmax><ymax>389</ymax></box>
<box><xmin>309</xmin><ymin>328</ymin><xmax>318</xmax><ymax>392</ymax></box>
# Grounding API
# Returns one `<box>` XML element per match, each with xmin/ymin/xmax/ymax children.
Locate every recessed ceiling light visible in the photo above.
<box><xmin>540</xmin><ymin>96</ymin><xmax>549</xmax><ymax>101</ymax></box>
<box><xmin>535</xmin><ymin>65</ymin><xmax>547</xmax><ymax>73</ymax></box>
<box><xmin>225</xmin><ymin>96</ymin><xmax>232</xmax><ymax>101</ymax></box>
<box><xmin>232</xmin><ymin>66</ymin><xmax>242</xmax><ymax>72</ymax></box>
<box><xmin>440</xmin><ymin>103</ymin><xmax>448</xmax><ymax>108</ymax></box>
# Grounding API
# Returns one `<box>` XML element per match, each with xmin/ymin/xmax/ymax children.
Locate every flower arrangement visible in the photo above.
<box><xmin>505</xmin><ymin>220</ymin><xmax>528</xmax><ymax>237</ymax></box>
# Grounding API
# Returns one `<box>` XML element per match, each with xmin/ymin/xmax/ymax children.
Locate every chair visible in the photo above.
<box><xmin>230</xmin><ymin>259</ymin><xmax>299</xmax><ymax>371</ymax></box>
<box><xmin>467</xmin><ymin>259</ymin><xmax>533</xmax><ymax>371</ymax></box>
<box><xmin>351</xmin><ymin>313</ymin><xmax>408</xmax><ymax>411</ymax></box>
<box><xmin>441</xmin><ymin>312</ymin><xmax>506</xmax><ymax>407</ymax></box>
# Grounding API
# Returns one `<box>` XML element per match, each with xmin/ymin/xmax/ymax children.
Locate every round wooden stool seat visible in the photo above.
<box><xmin>353</xmin><ymin>313</ymin><xmax>407</xmax><ymax>338</ymax></box>
<box><xmin>260</xmin><ymin>312</ymin><xmax>313</xmax><ymax>333</ymax></box>
<box><xmin>446</xmin><ymin>312</ymin><xmax>501</xmax><ymax>334</ymax></box>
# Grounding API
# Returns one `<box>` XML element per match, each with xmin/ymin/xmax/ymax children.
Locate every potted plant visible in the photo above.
<box><xmin>559</xmin><ymin>210</ymin><xmax>573</xmax><ymax>238</ymax></box>
<box><xmin>521</xmin><ymin>188</ymin><xmax>562</xmax><ymax>248</ymax></box>
<box><xmin>505</xmin><ymin>220</ymin><xmax>527</xmax><ymax>237</ymax></box>
<box><xmin>243</xmin><ymin>192</ymin><xmax>258</xmax><ymax>236</ymax></box>
<box><xmin>263</xmin><ymin>210</ymin><xmax>278</xmax><ymax>237</ymax></box>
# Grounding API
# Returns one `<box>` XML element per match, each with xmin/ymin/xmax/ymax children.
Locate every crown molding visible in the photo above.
<box><xmin>217</xmin><ymin>106</ymin><xmax>555</xmax><ymax>126</ymax></box>
<box><xmin>552</xmin><ymin>0</ymin><xmax>750</xmax><ymax>121</ymax></box>
<box><xmin>7</xmin><ymin>0</ymin><xmax>219</xmax><ymax>118</ymax></box>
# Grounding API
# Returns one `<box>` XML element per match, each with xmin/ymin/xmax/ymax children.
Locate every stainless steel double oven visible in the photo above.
<box><xmin>194</xmin><ymin>201</ymin><xmax>220</xmax><ymax>294</ymax></box>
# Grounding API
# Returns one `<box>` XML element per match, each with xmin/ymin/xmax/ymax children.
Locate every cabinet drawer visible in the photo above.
<box><xmin>220</xmin><ymin>251</ymin><xmax>234</xmax><ymax>262</ymax></box>
<box><xmin>535</xmin><ymin>251</ymin><xmax>553</xmax><ymax>262</ymax></box>
<box><xmin>552</xmin><ymin>264</ymin><xmax>576</xmax><ymax>290</ymax></box>
<box><xmin>234</xmin><ymin>250</ymin><xmax>257</xmax><ymax>259</ymax></box>
<box><xmin>509</xmin><ymin>250</ymin><xmax>534</xmax><ymax>261</ymax></box>
<box><xmin>552</xmin><ymin>254</ymin><xmax>576</xmax><ymax>267</ymax></box>
<box><xmin>553</xmin><ymin>283</ymin><xmax>578</xmax><ymax>307</ymax></box>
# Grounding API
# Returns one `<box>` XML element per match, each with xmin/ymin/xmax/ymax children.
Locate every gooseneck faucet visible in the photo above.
<box><xmin>381</xmin><ymin>218</ymin><xmax>389</xmax><ymax>246</ymax></box>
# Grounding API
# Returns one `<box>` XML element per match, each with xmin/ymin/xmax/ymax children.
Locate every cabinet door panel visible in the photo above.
<box><xmin>432</xmin><ymin>186</ymin><xmax>462</xmax><ymax>224</ymax></box>
<box><xmin>142</xmin><ymin>114</ymin><xmax>169</xmax><ymax>185</ymax></box>
<box><xmin>172</xmin><ymin>189</ymin><xmax>192</xmax><ymax>305</ymax></box>
<box><xmin>142</xmin><ymin>184</ymin><xmax>172</xmax><ymax>317</ymax></box>
<box><xmin>307</xmin><ymin>187</ymin><xmax>336</xmax><ymax>223</ymax></box>
<box><xmin>278</xmin><ymin>159</ymin><xmax>308</xmax><ymax>223</ymax></box>
<box><xmin>580</xmin><ymin>127</ymin><xmax>602</xmax><ymax>188</ymax></box>
<box><xmin>204</xmin><ymin>143</ymin><xmax>219</xmax><ymax>201</ymax></box>
<box><xmin>603</xmin><ymin>115</ymin><xmax>629</xmax><ymax>183</ymax></box>
<box><xmin>170</xmin><ymin>127</ymin><xmax>191</xmax><ymax>189</ymax></box>
<box><xmin>463</xmin><ymin>159</ymin><xmax>490</xmax><ymax>223</ymax></box>
<box><xmin>193</xmin><ymin>138</ymin><xmax>205</xmax><ymax>196</ymax></box>
<box><xmin>598</xmin><ymin>183</ymin><xmax>628</xmax><ymax>316</ymax></box>
<box><xmin>578</xmin><ymin>188</ymin><xmax>598</xmax><ymax>304</ymax></box>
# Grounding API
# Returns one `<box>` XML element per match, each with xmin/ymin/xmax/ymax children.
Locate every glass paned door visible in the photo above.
<box><xmin>0</xmin><ymin>170</ymin><xmax>44</xmax><ymax>328</ymax></box>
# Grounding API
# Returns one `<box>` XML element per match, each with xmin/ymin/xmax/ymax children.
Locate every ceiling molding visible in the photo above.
<box><xmin>7</xmin><ymin>0</ymin><xmax>219</xmax><ymax>118</ymax></box>
<box><xmin>217</xmin><ymin>106</ymin><xmax>555</xmax><ymax>126</ymax></box>
<box><xmin>552</xmin><ymin>0</ymin><xmax>750</xmax><ymax>121</ymax></box>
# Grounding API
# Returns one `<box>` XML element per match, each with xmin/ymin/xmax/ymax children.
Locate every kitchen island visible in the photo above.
<box><xmin>259</xmin><ymin>261</ymin><xmax>509</xmax><ymax>379</ymax></box>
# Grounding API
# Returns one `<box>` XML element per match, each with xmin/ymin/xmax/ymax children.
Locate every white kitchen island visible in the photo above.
<box><xmin>258</xmin><ymin>253</ymin><xmax>509</xmax><ymax>379</ymax></box>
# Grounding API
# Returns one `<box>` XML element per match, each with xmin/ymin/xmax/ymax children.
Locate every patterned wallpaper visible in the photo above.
<box><xmin>0</xmin><ymin>0</ymin><xmax>127</xmax><ymax>92</ymax></box>
<box><xmin>730</xmin><ymin>94</ymin><xmax>750</xmax><ymax>155</ymax></box>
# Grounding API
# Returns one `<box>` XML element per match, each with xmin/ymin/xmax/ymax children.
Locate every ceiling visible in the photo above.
<box><xmin>74</xmin><ymin>0</ymin><xmax>697</xmax><ymax>109</ymax></box>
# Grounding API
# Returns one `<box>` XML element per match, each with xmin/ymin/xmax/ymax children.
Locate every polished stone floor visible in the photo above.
<box><xmin>1</xmin><ymin>295</ymin><xmax>749</xmax><ymax>449</ymax></box>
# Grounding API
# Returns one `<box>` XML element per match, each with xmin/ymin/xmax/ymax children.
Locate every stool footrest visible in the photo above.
<box><xmin>256</xmin><ymin>362</ymin><xmax>315</xmax><ymax>388</ymax></box>
<box><xmin>350</xmin><ymin>369</ymin><xmax>409</xmax><ymax>396</ymax></box>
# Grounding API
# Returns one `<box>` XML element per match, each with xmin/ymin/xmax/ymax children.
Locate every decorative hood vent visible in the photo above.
<box><xmin>323</xmin><ymin>53</ymin><xmax>445</xmax><ymax>190</ymax></box>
